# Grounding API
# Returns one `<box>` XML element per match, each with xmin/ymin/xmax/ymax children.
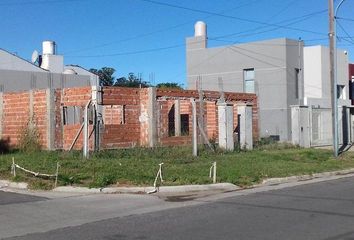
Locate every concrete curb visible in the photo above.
<box><xmin>0</xmin><ymin>180</ymin><xmax>28</xmax><ymax>190</ymax></box>
<box><xmin>258</xmin><ymin>168</ymin><xmax>354</xmax><ymax>186</ymax></box>
<box><xmin>53</xmin><ymin>183</ymin><xmax>239</xmax><ymax>194</ymax></box>
<box><xmin>53</xmin><ymin>186</ymin><xmax>102</xmax><ymax>194</ymax></box>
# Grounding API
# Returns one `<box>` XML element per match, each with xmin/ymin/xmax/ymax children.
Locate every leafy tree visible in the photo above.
<box><xmin>156</xmin><ymin>82</ymin><xmax>183</xmax><ymax>90</ymax></box>
<box><xmin>89</xmin><ymin>67</ymin><xmax>115</xmax><ymax>86</ymax></box>
<box><xmin>115</xmin><ymin>72</ymin><xmax>150</xmax><ymax>88</ymax></box>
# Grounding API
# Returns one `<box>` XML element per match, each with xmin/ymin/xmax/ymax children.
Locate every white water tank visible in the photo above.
<box><xmin>42</xmin><ymin>41</ymin><xmax>56</xmax><ymax>55</ymax></box>
<box><xmin>194</xmin><ymin>21</ymin><xmax>207</xmax><ymax>37</ymax></box>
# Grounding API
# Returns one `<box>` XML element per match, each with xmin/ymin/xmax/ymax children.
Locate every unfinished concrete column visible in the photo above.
<box><xmin>218</xmin><ymin>103</ymin><xmax>234</xmax><ymax>151</ymax></box>
<box><xmin>174</xmin><ymin>99</ymin><xmax>181</xmax><ymax>136</ymax></box>
<box><xmin>237</xmin><ymin>103</ymin><xmax>253</xmax><ymax>150</ymax></box>
<box><xmin>291</xmin><ymin>105</ymin><xmax>310</xmax><ymax>147</ymax></box>
<box><xmin>147</xmin><ymin>87</ymin><xmax>157</xmax><ymax>147</ymax></box>
<box><xmin>191</xmin><ymin>98</ymin><xmax>198</xmax><ymax>156</ymax></box>
<box><xmin>46</xmin><ymin>88</ymin><xmax>55</xmax><ymax>150</ymax></box>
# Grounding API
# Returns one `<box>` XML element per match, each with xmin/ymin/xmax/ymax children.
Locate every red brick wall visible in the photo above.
<box><xmin>62</xmin><ymin>87</ymin><xmax>92</xmax><ymax>150</ymax></box>
<box><xmin>155</xmin><ymin>89</ymin><xmax>259</xmax><ymax>144</ymax></box>
<box><xmin>2</xmin><ymin>92</ymin><xmax>30</xmax><ymax>146</ymax></box>
<box><xmin>2</xmin><ymin>90</ymin><xmax>48</xmax><ymax>147</ymax></box>
<box><xmin>205</xmin><ymin>101</ymin><xmax>217</xmax><ymax>140</ymax></box>
<box><xmin>100</xmin><ymin>87</ymin><xmax>142</xmax><ymax>149</ymax></box>
<box><xmin>0</xmin><ymin>86</ymin><xmax>258</xmax><ymax>150</ymax></box>
<box><xmin>156</xmin><ymin>89</ymin><xmax>259</xmax><ymax>140</ymax></box>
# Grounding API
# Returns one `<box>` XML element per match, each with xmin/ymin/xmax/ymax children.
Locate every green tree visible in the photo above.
<box><xmin>115</xmin><ymin>72</ymin><xmax>150</xmax><ymax>88</ymax></box>
<box><xmin>156</xmin><ymin>82</ymin><xmax>183</xmax><ymax>90</ymax></box>
<box><xmin>89</xmin><ymin>67</ymin><xmax>115</xmax><ymax>86</ymax></box>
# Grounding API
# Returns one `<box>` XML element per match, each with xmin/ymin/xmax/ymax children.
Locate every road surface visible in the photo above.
<box><xmin>2</xmin><ymin>176</ymin><xmax>354</xmax><ymax>239</ymax></box>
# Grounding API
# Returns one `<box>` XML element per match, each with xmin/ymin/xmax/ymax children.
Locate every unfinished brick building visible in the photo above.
<box><xmin>0</xmin><ymin>86</ymin><xmax>258</xmax><ymax>151</ymax></box>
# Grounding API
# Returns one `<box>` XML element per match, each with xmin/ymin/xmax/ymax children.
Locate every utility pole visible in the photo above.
<box><xmin>329</xmin><ymin>0</ymin><xmax>338</xmax><ymax>157</ymax></box>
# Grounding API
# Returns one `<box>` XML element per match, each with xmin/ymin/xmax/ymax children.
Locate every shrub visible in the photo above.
<box><xmin>89</xmin><ymin>173</ymin><xmax>116</xmax><ymax>188</ymax></box>
<box><xmin>18</xmin><ymin>121</ymin><xmax>41</xmax><ymax>153</ymax></box>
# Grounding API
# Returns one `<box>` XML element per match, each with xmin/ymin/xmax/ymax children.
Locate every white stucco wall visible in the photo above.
<box><xmin>303</xmin><ymin>45</ymin><xmax>350</xmax><ymax>108</ymax></box>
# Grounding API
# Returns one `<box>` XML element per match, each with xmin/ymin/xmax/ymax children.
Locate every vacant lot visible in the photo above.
<box><xmin>1</xmin><ymin>144</ymin><xmax>353</xmax><ymax>189</ymax></box>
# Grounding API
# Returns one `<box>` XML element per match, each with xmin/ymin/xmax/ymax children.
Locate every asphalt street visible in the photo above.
<box><xmin>2</xmin><ymin>176</ymin><xmax>354</xmax><ymax>240</ymax></box>
<box><xmin>0</xmin><ymin>191</ymin><xmax>47</xmax><ymax>206</ymax></box>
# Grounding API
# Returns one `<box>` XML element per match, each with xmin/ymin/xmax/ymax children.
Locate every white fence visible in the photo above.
<box><xmin>291</xmin><ymin>105</ymin><xmax>352</xmax><ymax>148</ymax></box>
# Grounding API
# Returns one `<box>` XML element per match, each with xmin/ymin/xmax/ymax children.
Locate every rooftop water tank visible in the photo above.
<box><xmin>194</xmin><ymin>21</ymin><xmax>207</xmax><ymax>37</ymax></box>
<box><xmin>42</xmin><ymin>41</ymin><xmax>56</xmax><ymax>55</ymax></box>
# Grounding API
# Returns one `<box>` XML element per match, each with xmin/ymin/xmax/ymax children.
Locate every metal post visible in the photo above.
<box><xmin>191</xmin><ymin>98</ymin><xmax>198</xmax><ymax>156</ymax></box>
<box><xmin>11</xmin><ymin>157</ymin><xmax>16</xmax><ymax>177</ymax></box>
<box><xmin>329</xmin><ymin>0</ymin><xmax>338</xmax><ymax>157</ymax></box>
<box><xmin>334</xmin><ymin>0</ymin><xmax>347</xmax><ymax>154</ymax></box>
<box><xmin>213</xmin><ymin>162</ymin><xmax>216</xmax><ymax>184</ymax></box>
<box><xmin>83</xmin><ymin>103</ymin><xmax>89</xmax><ymax>159</ymax></box>
<box><xmin>54</xmin><ymin>162</ymin><xmax>60</xmax><ymax>188</ymax></box>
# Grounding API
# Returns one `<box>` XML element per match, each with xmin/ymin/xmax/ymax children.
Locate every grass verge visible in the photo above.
<box><xmin>0</xmin><ymin>145</ymin><xmax>354</xmax><ymax>190</ymax></box>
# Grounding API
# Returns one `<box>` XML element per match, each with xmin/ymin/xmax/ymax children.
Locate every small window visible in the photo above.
<box><xmin>63</xmin><ymin>106</ymin><xmax>82</xmax><ymax>125</ymax></box>
<box><xmin>295</xmin><ymin>68</ymin><xmax>300</xmax><ymax>99</ymax></box>
<box><xmin>244</xmin><ymin>68</ymin><xmax>255</xmax><ymax>93</ymax></box>
<box><xmin>337</xmin><ymin>85</ymin><xmax>346</xmax><ymax>99</ymax></box>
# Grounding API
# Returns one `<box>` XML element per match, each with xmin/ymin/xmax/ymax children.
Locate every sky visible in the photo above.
<box><xmin>1</xmin><ymin>0</ymin><xmax>353</xmax><ymax>87</ymax></box>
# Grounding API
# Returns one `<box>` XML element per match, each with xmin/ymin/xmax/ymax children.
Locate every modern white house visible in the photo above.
<box><xmin>186</xmin><ymin>21</ymin><xmax>352</xmax><ymax>147</ymax></box>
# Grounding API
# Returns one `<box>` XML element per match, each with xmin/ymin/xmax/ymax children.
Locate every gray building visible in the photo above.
<box><xmin>186</xmin><ymin>21</ymin><xmax>303</xmax><ymax>141</ymax></box>
<box><xmin>0</xmin><ymin>41</ymin><xmax>98</xmax><ymax>93</ymax></box>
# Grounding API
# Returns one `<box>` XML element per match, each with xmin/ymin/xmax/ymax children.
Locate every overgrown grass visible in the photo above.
<box><xmin>1</xmin><ymin>145</ymin><xmax>354</xmax><ymax>190</ymax></box>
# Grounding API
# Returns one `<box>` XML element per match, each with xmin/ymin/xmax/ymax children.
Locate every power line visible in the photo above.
<box><xmin>164</xmin><ymin>8</ymin><xmax>327</xmax><ymax>83</ymax></box>
<box><xmin>212</xmin><ymin>9</ymin><xmax>327</xmax><ymax>41</ymax></box>
<box><xmin>336</xmin><ymin>21</ymin><xmax>354</xmax><ymax>45</ymax></box>
<box><xmin>67</xmin><ymin>43</ymin><xmax>185</xmax><ymax>58</ymax></box>
<box><xmin>63</xmin><ymin>0</ymin><xmax>261</xmax><ymax>54</ymax></box>
<box><xmin>64</xmin><ymin>21</ymin><xmax>192</xmax><ymax>54</ymax></box>
<box><xmin>139</xmin><ymin>0</ymin><xmax>328</xmax><ymax>36</ymax></box>
<box><xmin>67</xmin><ymin>9</ymin><xmax>328</xmax><ymax>58</ymax></box>
<box><xmin>336</xmin><ymin>17</ymin><xmax>354</xmax><ymax>22</ymax></box>
<box><xmin>0</xmin><ymin>0</ymin><xmax>84</xmax><ymax>6</ymax></box>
